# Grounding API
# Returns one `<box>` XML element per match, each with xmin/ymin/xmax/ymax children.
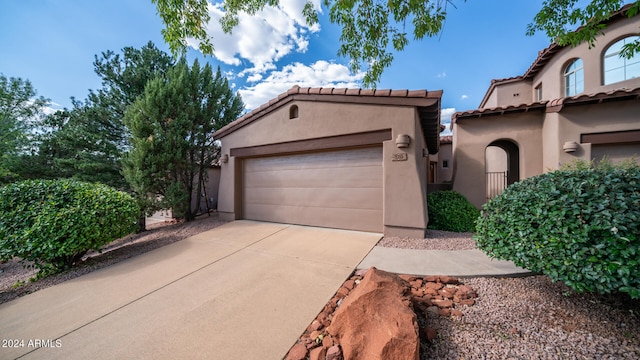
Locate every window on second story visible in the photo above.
<box><xmin>604</xmin><ymin>36</ymin><xmax>640</xmax><ymax>85</ymax></box>
<box><xmin>535</xmin><ymin>84</ymin><xmax>543</xmax><ymax>101</ymax></box>
<box><xmin>564</xmin><ymin>58</ymin><xmax>584</xmax><ymax>97</ymax></box>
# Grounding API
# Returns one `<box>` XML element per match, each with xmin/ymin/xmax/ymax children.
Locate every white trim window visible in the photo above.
<box><xmin>604</xmin><ymin>36</ymin><xmax>640</xmax><ymax>85</ymax></box>
<box><xmin>564</xmin><ymin>58</ymin><xmax>584</xmax><ymax>97</ymax></box>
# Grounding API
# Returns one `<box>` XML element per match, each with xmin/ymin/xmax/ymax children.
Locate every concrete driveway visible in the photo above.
<box><xmin>0</xmin><ymin>221</ymin><xmax>381</xmax><ymax>360</ymax></box>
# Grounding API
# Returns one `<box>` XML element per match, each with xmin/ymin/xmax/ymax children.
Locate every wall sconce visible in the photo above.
<box><xmin>395</xmin><ymin>134</ymin><xmax>411</xmax><ymax>148</ymax></box>
<box><xmin>563</xmin><ymin>141</ymin><xmax>579</xmax><ymax>153</ymax></box>
<box><xmin>221</xmin><ymin>154</ymin><xmax>229</xmax><ymax>163</ymax></box>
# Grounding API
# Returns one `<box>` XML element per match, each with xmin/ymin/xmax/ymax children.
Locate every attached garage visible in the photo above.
<box><xmin>243</xmin><ymin>147</ymin><xmax>383</xmax><ymax>232</ymax></box>
<box><xmin>213</xmin><ymin>86</ymin><xmax>442</xmax><ymax>237</ymax></box>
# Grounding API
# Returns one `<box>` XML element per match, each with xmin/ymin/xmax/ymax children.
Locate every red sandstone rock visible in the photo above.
<box><xmin>286</xmin><ymin>343</ymin><xmax>308</xmax><ymax>360</ymax></box>
<box><xmin>309</xmin><ymin>346</ymin><xmax>327</xmax><ymax>360</ymax></box>
<box><xmin>439</xmin><ymin>287</ymin><xmax>456</xmax><ymax>299</ymax></box>
<box><xmin>432</xmin><ymin>299</ymin><xmax>453</xmax><ymax>308</ymax></box>
<box><xmin>325</xmin><ymin>345</ymin><xmax>342</xmax><ymax>360</ymax></box>
<box><xmin>424</xmin><ymin>275</ymin><xmax>439</xmax><ymax>282</ymax></box>
<box><xmin>343</xmin><ymin>279</ymin><xmax>356</xmax><ymax>290</ymax></box>
<box><xmin>438</xmin><ymin>308</ymin><xmax>451</xmax><ymax>317</ymax></box>
<box><xmin>399</xmin><ymin>274</ymin><xmax>418</xmax><ymax>282</ymax></box>
<box><xmin>310</xmin><ymin>330</ymin><xmax>322</xmax><ymax>342</ymax></box>
<box><xmin>424</xmin><ymin>281</ymin><xmax>444</xmax><ymax>291</ymax></box>
<box><xmin>458</xmin><ymin>299</ymin><xmax>476</xmax><ymax>306</ymax></box>
<box><xmin>439</xmin><ymin>276</ymin><xmax>459</xmax><ymax>285</ymax></box>
<box><xmin>322</xmin><ymin>335</ymin><xmax>334</xmax><ymax>349</ymax></box>
<box><xmin>308</xmin><ymin>319</ymin><xmax>323</xmax><ymax>332</ymax></box>
<box><xmin>327</xmin><ymin>267</ymin><xmax>419</xmax><ymax>360</ymax></box>
<box><xmin>336</xmin><ymin>287</ymin><xmax>350</xmax><ymax>298</ymax></box>
<box><xmin>451</xmin><ymin>309</ymin><xmax>464</xmax><ymax>317</ymax></box>
<box><xmin>456</xmin><ymin>284</ymin><xmax>478</xmax><ymax>299</ymax></box>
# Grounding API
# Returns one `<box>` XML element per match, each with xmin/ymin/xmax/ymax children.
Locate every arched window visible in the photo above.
<box><xmin>604</xmin><ymin>36</ymin><xmax>640</xmax><ymax>85</ymax></box>
<box><xmin>289</xmin><ymin>105</ymin><xmax>299</xmax><ymax>119</ymax></box>
<box><xmin>564</xmin><ymin>58</ymin><xmax>584</xmax><ymax>96</ymax></box>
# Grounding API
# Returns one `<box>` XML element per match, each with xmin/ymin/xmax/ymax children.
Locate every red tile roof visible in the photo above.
<box><xmin>213</xmin><ymin>85</ymin><xmax>444</xmax><ymax>154</ymax></box>
<box><xmin>454</xmin><ymin>86</ymin><xmax>640</xmax><ymax>122</ymax></box>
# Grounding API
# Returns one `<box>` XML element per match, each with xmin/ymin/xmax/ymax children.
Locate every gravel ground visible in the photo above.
<box><xmin>0</xmin><ymin>214</ymin><xmax>226</xmax><ymax>305</ymax></box>
<box><xmin>378</xmin><ymin>229</ymin><xmax>477</xmax><ymax>250</ymax></box>
<box><xmin>420</xmin><ymin>275</ymin><xmax>640</xmax><ymax>359</ymax></box>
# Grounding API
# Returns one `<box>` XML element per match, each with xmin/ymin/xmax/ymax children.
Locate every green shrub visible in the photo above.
<box><xmin>427</xmin><ymin>190</ymin><xmax>480</xmax><ymax>232</ymax></box>
<box><xmin>475</xmin><ymin>160</ymin><xmax>640</xmax><ymax>298</ymax></box>
<box><xmin>0</xmin><ymin>179</ymin><xmax>139</xmax><ymax>275</ymax></box>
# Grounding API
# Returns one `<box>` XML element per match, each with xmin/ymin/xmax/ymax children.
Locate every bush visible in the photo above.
<box><xmin>427</xmin><ymin>190</ymin><xmax>480</xmax><ymax>232</ymax></box>
<box><xmin>475</xmin><ymin>160</ymin><xmax>640</xmax><ymax>298</ymax></box>
<box><xmin>0</xmin><ymin>179</ymin><xmax>139</xmax><ymax>275</ymax></box>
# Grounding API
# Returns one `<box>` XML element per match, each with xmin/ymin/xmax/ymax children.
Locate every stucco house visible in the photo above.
<box><xmin>213</xmin><ymin>86</ymin><xmax>442</xmax><ymax>237</ymax></box>
<box><xmin>451</xmin><ymin>6</ymin><xmax>640</xmax><ymax>208</ymax></box>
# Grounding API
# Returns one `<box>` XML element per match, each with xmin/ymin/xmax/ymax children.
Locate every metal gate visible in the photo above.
<box><xmin>486</xmin><ymin>171</ymin><xmax>507</xmax><ymax>200</ymax></box>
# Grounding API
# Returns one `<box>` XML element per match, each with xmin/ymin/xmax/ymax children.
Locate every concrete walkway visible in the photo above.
<box><xmin>358</xmin><ymin>247</ymin><xmax>531</xmax><ymax>277</ymax></box>
<box><xmin>0</xmin><ymin>221</ymin><xmax>381</xmax><ymax>360</ymax></box>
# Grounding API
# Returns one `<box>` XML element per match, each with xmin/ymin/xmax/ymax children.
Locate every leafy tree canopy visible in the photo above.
<box><xmin>152</xmin><ymin>0</ymin><xmax>640</xmax><ymax>87</ymax></box>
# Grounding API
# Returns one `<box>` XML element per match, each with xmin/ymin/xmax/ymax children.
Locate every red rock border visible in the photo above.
<box><xmin>284</xmin><ymin>269</ymin><xmax>479</xmax><ymax>360</ymax></box>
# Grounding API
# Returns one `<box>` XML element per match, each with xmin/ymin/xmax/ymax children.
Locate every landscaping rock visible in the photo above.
<box><xmin>325</xmin><ymin>345</ymin><xmax>342</xmax><ymax>360</ymax></box>
<box><xmin>309</xmin><ymin>346</ymin><xmax>327</xmax><ymax>360</ymax></box>
<box><xmin>285</xmin><ymin>343</ymin><xmax>308</xmax><ymax>360</ymax></box>
<box><xmin>327</xmin><ymin>267</ymin><xmax>419</xmax><ymax>360</ymax></box>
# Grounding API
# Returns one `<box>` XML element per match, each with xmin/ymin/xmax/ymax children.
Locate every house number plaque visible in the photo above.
<box><xmin>392</xmin><ymin>153</ymin><xmax>408</xmax><ymax>161</ymax></box>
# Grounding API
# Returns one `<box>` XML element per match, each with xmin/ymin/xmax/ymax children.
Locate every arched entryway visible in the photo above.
<box><xmin>485</xmin><ymin>140</ymin><xmax>520</xmax><ymax>200</ymax></box>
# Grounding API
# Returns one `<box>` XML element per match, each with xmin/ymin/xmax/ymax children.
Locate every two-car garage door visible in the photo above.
<box><xmin>242</xmin><ymin>147</ymin><xmax>383</xmax><ymax>232</ymax></box>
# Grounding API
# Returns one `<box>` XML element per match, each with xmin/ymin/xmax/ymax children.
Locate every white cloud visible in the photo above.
<box><xmin>189</xmin><ymin>1</ymin><xmax>322</xmax><ymax>77</ymax></box>
<box><xmin>440</xmin><ymin>107</ymin><xmax>455</xmax><ymax>136</ymax></box>
<box><xmin>461</xmin><ymin>94</ymin><xmax>469</xmax><ymax>100</ymax></box>
<box><xmin>437</xmin><ymin>72</ymin><xmax>446</xmax><ymax>78</ymax></box>
<box><xmin>238</xmin><ymin>60</ymin><xmax>363</xmax><ymax>109</ymax></box>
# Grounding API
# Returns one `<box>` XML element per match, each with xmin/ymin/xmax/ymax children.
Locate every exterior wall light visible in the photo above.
<box><xmin>396</xmin><ymin>134</ymin><xmax>411</xmax><ymax>148</ymax></box>
<box><xmin>563</xmin><ymin>141</ymin><xmax>579</xmax><ymax>153</ymax></box>
<box><xmin>221</xmin><ymin>154</ymin><xmax>229</xmax><ymax>163</ymax></box>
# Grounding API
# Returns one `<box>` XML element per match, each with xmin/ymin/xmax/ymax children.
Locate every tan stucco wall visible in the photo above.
<box><xmin>436</xmin><ymin>143</ymin><xmax>453</xmax><ymax>183</ymax></box>
<box><xmin>217</xmin><ymin>100</ymin><xmax>432</xmax><ymax>237</ymax></box>
<box><xmin>532</xmin><ymin>16</ymin><xmax>640</xmax><ymax>100</ymax></box>
<box><xmin>545</xmin><ymin>101</ymin><xmax>640</xmax><ymax>169</ymax></box>
<box><xmin>452</xmin><ymin>112</ymin><xmax>544</xmax><ymax>208</ymax></box>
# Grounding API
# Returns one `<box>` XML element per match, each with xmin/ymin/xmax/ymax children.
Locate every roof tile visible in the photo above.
<box><xmin>374</xmin><ymin>89</ymin><xmax>391</xmax><ymax>96</ymax></box>
<box><xmin>407</xmin><ymin>90</ymin><xmax>427</xmax><ymax>97</ymax></box>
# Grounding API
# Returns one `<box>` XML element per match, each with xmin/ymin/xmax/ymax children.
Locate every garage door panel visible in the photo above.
<box><xmin>244</xmin><ymin>204</ymin><xmax>383</xmax><ymax>233</ymax></box>
<box><xmin>243</xmin><ymin>147</ymin><xmax>383</xmax><ymax>232</ymax></box>
<box><xmin>244</xmin><ymin>148</ymin><xmax>381</xmax><ymax>173</ymax></box>
<box><xmin>244</xmin><ymin>187</ymin><xmax>382</xmax><ymax>210</ymax></box>
<box><xmin>244</xmin><ymin>166</ymin><xmax>382</xmax><ymax>189</ymax></box>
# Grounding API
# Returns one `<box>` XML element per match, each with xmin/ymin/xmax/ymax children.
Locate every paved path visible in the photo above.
<box><xmin>358</xmin><ymin>247</ymin><xmax>531</xmax><ymax>277</ymax></box>
<box><xmin>0</xmin><ymin>221</ymin><xmax>381</xmax><ymax>360</ymax></box>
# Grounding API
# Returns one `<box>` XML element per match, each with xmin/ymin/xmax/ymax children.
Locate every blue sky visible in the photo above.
<box><xmin>0</xmin><ymin>1</ymin><xmax>557</xmax><ymax>130</ymax></box>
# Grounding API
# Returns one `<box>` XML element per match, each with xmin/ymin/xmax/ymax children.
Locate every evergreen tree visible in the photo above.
<box><xmin>123</xmin><ymin>59</ymin><xmax>243</xmax><ymax>223</ymax></box>
<box><xmin>0</xmin><ymin>74</ymin><xmax>49</xmax><ymax>183</ymax></box>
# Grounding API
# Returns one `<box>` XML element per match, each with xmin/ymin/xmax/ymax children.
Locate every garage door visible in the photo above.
<box><xmin>243</xmin><ymin>147</ymin><xmax>383</xmax><ymax>232</ymax></box>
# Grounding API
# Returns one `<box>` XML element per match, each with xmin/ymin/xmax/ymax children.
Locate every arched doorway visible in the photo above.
<box><xmin>485</xmin><ymin>140</ymin><xmax>519</xmax><ymax>200</ymax></box>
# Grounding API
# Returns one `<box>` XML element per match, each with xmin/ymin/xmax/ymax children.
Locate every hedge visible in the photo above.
<box><xmin>474</xmin><ymin>160</ymin><xmax>640</xmax><ymax>298</ymax></box>
<box><xmin>427</xmin><ymin>190</ymin><xmax>480</xmax><ymax>232</ymax></box>
<box><xmin>0</xmin><ymin>179</ymin><xmax>139</xmax><ymax>275</ymax></box>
